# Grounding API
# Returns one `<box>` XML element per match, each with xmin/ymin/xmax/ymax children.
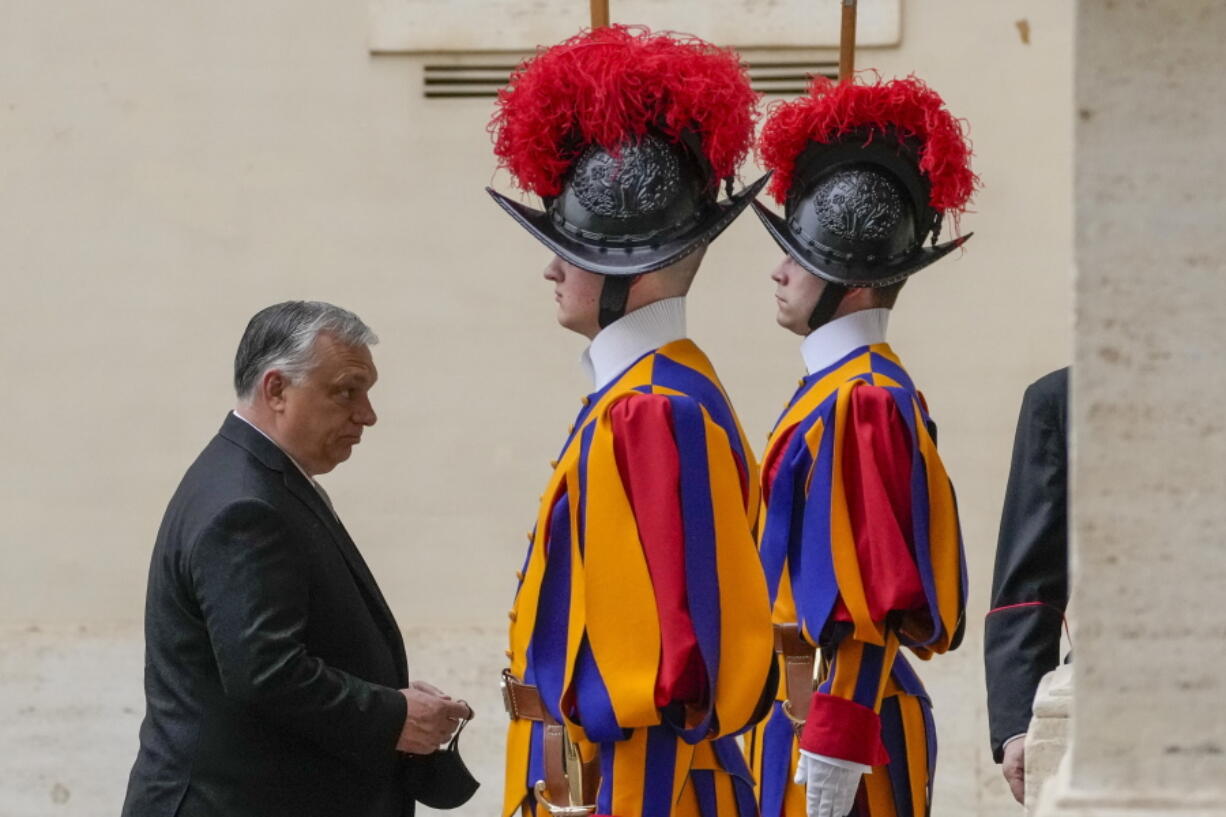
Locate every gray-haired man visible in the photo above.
<box><xmin>122</xmin><ymin>301</ymin><xmax>469</xmax><ymax>817</ymax></box>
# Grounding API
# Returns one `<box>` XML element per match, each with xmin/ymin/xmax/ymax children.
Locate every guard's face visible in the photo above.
<box><xmin>771</xmin><ymin>255</ymin><xmax>826</xmax><ymax>336</ymax></box>
<box><xmin>276</xmin><ymin>334</ymin><xmax>378</xmax><ymax>475</ymax></box>
<box><xmin>544</xmin><ymin>256</ymin><xmax>604</xmax><ymax>339</ymax></box>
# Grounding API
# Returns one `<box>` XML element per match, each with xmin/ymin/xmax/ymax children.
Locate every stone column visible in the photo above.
<box><xmin>1025</xmin><ymin>665</ymin><xmax>1073</xmax><ymax>816</ymax></box>
<box><xmin>1036</xmin><ymin>2</ymin><xmax>1226</xmax><ymax>815</ymax></box>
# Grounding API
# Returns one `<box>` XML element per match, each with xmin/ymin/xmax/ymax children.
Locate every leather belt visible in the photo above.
<box><xmin>501</xmin><ymin>669</ymin><xmax>549</xmax><ymax>723</ymax></box>
<box><xmin>501</xmin><ymin>670</ymin><xmax>599</xmax><ymax>815</ymax></box>
<box><xmin>774</xmin><ymin>623</ymin><xmax>818</xmax><ymax>732</ymax></box>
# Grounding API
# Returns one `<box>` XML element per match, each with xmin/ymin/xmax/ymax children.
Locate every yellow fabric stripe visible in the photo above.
<box><xmin>899</xmin><ymin>694</ymin><xmax>930</xmax><ymax>817</ymax></box>
<box><xmin>772</xmin><ymin>350</ymin><xmax>875</xmax><ymax>435</ymax></box>
<box><xmin>874</xmin><ymin>633</ymin><xmax>902</xmax><ymax>711</ymax></box>
<box><xmin>673</xmin><ymin>740</ymin><xmax>698</xmax><ymax>807</ymax></box>
<box><xmin>747</xmin><ymin>725</ymin><xmax>763</xmax><ymax>791</ymax></box>
<box><xmin>871</xmin><ymin>373</ymin><xmax>903</xmax><ymax>389</ymax></box>
<box><xmin>706</xmin><ymin>411</ymin><xmax>775</xmax><ymax>736</ymax></box>
<box><xmin>863</xmin><ymin>762</ymin><xmax>899</xmax><ymax>817</ymax></box>
<box><xmin>502</xmin><ymin>719</ymin><xmax>533</xmax><ymax>817</ymax></box>
<box><xmin>674</xmin><ymin>781</ymin><xmax>702</xmax><ymax>817</ymax></box>
<box><xmin>829</xmin><ymin>382</ymin><xmax>883</xmax><ymax>645</ymax></box>
<box><xmin>829</xmin><ymin>638</ymin><xmax>863</xmax><ymax>700</ymax></box>
<box><xmin>714</xmin><ymin>769</ymin><xmax>738</xmax><ymax>815</ymax></box>
<box><xmin>772</xmin><ymin>568</ymin><xmax>798</xmax><ymax>629</ymax></box>
<box><xmin>509</xmin><ymin>481</ymin><xmax>559</xmax><ymax>676</ymax></box>
<box><xmin>801</xmin><ymin>416</ymin><xmax>825</xmax><ymax>492</ymax></box>
<box><xmin>581</xmin><ymin>400</ymin><xmax>662</xmax><ymax>728</ymax></box>
<box><xmin>912</xmin><ymin>401</ymin><xmax>962</xmax><ymax>651</ymax></box>
<box><xmin>610</xmin><ymin>729</ymin><xmax>650</xmax><ymax>817</ymax></box>
<box><xmin>560</xmin><ymin>461</ymin><xmax>587</xmax><ymax>717</ymax></box>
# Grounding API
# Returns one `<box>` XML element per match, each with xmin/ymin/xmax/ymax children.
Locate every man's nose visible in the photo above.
<box><xmin>355</xmin><ymin>394</ymin><xmax>377</xmax><ymax>426</ymax></box>
<box><xmin>543</xmin><ymin>258</ymin><xmax>562</xmax><ymax>282</ymax></box>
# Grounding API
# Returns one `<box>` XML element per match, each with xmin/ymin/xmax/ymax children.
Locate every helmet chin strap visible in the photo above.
<box><xmin>807</xmin><ymin>281</ymin><xmax>848</xmax><ymax>331</ymax></box>
<box><xmin>598</xmin><ymin>275</ymin><xmax>638</xmax><ymax>329</ymax></box>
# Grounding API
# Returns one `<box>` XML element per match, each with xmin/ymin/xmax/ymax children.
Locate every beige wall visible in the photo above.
<box><xmin>0</xmin><ymin>1</ymin><xmax>1071</xmax><ymax>814</ymax></box>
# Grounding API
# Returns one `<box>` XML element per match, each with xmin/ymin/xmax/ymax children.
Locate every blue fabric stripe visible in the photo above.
<box><xmin>643</xmin><ymin>727</ymin><xmax>678</xmax><ymax>817</ymax></box>
<box><xmin>889</xmin><ymin>654</ymin><xmax>931</xmax><ymax>705</ymax></box>
<box><xmin>653</xmin><ymin>354</ymin><xmax>749</xmax><ymax>472</ymax></box>
<box><xmin>572</xmin><ymin>636</ymin><xmax>623</xmax><ymax>742</ymax></box>
<box><xmin>922</xmin><ymin>699</ymin><xmax>937</xmax><ymax>800</ymax></box>
<box><xmin>758</xmin><ymin>703</ymin><xmax>794</xmax><ymax>817</ymax></box>
<box><xmin>794</xmin><ymin>400</ymin><xmax>841</xmax><ymax>640</ymax></box>
<box><xmin>528</xmin><ymin>721</ymin><xmax>545</xmax><ymax>811</ymax></box>
<box><xmin>597</xmin><ymin>739</ymin><xmax>616</xmax><ymax>815</ymax></box>
<box><xmin>527</xmin><ymin>496</ymin><xmax>571</xmax><ymax>716</ymax></box>
<box><xmin>690</xmin><ymin>770</ymin><xmax>719</xmax><ymax>817</ymax></box>
<box><xmin>669</xmin><ymin>395</ymin><xmax>722</xmax><ymax>742</ymax></box>
<box><xmin>880</xmin><ymin>696</ymin><xmax>915</xmax><ymax>817</ymax></box>
<box><xmin>869</xmin><ymin>352</ymin><xmax>916</xmax><ymax>392</ymax></box>
<box><xmin>712</xmin><ymin>736</ymin><xmax>759</xmax><ymax>817</ymax></box>
<box><xmin>760</xmin><ymin>427</ymin><xmax>808</xmax><ymax>605</ymax></box>
<box><xmin>852</xmin><ymin>641</ymin><xmax>886</xmax><ymax>709</ymax></box>
<box><xmin>577</xmin><ymin>423</ymin><xmax>595</xmax><ymax>557</ymax></box>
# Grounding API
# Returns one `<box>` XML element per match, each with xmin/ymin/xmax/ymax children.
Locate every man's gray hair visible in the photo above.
<box><xmin>234</xmin><ymin>301</ymin><xmax>378</xmax><ymax>402</ymax></box>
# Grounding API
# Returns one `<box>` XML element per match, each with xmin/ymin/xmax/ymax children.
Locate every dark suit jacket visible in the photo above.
<box><xmin>122</xmin><ymin>413</ymin><xmax>414</xmax><ymax>817</ymax></box>
<box><xmin>984</xmin><ymin>368</ymin><xmax>1069</xmax><ymax>762</ymax></box>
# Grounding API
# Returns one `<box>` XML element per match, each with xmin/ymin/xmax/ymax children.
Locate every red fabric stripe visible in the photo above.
<box><xmin>799</xmin><ymin>692</ymin><xmax>890</xmax><ymax>766</ymax></box>
<box><xmin>762</xmin><ymin>424</ymin><xmax>799</xmax><ymax>504</ymax></box>
<box><xmin>611</xmin><ymin>395</ymin><xmax>705</xmax><ymax>707</ymax></box>
<box><xmin>838</xmin><ymin>386</ymin><xmax>925</xmax><ymax>622</ymax></box>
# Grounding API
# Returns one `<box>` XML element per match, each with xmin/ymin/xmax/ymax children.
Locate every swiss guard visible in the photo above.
<box><xmin>745</xmin><ymin>75</ymin><xmax>975</xmax><ymax>817</ymax></box>
<box><xmin>487</xmin><ymin>25</ymin><xmax>777</xmax><ymax>817</ymax></box>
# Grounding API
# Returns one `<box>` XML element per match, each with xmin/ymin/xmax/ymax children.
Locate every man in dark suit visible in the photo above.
<box><xmin>122</xmin><ymin>301</ymin><xmax>470</xmax><ymax>817</ymax></box>
<box><xmin>984</xmin><ymin>367</ymin><xmax>1070</xmax><ymax>804</ymax></box>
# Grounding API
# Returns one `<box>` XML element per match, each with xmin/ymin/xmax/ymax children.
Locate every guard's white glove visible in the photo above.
<box><xmin>793</xmin><ymin>750</ymin><xmax>870</xmax><ymax>817</ymax></box>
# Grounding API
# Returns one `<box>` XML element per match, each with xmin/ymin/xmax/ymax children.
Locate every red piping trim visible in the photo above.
<box><xmin>986</xmin><ymin>601</ymin><xmax>1071</xmax><ymax>644</ymax></box>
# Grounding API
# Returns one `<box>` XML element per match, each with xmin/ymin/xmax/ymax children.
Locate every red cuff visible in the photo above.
<box><xmin>799</xmin><ymin>692</ymin><xmax>889</xmax><ymax>766</ymax></box>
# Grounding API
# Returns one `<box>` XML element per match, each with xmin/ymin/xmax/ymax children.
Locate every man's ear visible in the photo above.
<box><xmin>262</xmin><ymin>370</ymin><xmax>289</xmax><ymax>411</ymax></box>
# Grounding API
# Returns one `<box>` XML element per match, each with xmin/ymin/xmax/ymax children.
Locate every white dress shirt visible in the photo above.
<box><xmin>580</xmin><ymin>296</ymin><xmax>687</xmax><ymax>390</ymax></box>
<box><xmin>800</xmin><ymin>308</ymin><xmax>891</xmax><ymax>375</ymax></box>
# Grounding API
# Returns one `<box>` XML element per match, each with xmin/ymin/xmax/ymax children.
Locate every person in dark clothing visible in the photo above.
<box><xmin>984</xmin><ymin>367</ymin><xmax>1070</xmax><ymax>804</ymax></box>
<box><xmin>122</xmin><ymin>301</ymin><xmax>470</xmax><ymax>817</ymax></box>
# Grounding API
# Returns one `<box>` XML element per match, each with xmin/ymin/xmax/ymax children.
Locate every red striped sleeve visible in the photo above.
<box><xmin>611</xmin><ymin>394</ymin><xmax>705</xmax><ymax>706</ymax></box>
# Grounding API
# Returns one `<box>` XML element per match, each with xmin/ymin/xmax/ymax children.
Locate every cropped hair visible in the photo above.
<box><xmin>233</xmin><ymin>301</ymin><xmax>377</xmax><ymax>401</ymax></box>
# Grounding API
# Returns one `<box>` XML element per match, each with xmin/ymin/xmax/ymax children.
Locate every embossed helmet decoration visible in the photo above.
<box><xmin>754</xmin><ymin>75</ymin><xmax>978</xmax><ymax>327</ymax></box>
<box><xmin>487</xmin><ymin>26</ymin><xmax>769</xmax><ymax>326</ymax></box>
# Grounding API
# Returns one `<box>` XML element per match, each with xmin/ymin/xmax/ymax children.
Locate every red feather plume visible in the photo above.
<box><xmin>758</xmin><ymin>75</ymin><xmax>978</xmax><ymax>214</ymax></box>
<box><xmin>489</xmin><ymin>25</ymin><xmax>758</xmax><ymax>197</ymax></box>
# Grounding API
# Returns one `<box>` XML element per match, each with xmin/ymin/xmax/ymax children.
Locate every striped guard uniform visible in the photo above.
<box><xmin>505</xmin><ymin>339</ymin><xmax>776</xmax><ymax>817</ymax></box>
<box><xmin>747</xmin><ymin>343</ymin><xmax>967</xmax><ymax>817</ymax></box>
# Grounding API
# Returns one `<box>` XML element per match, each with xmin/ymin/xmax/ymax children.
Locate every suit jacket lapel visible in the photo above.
<box><xmin>218</xmin><ymin>414</ymin><xmax>409</xmax><ymax>685</ymax></box>
<box><xmin>280</xmin><ymin>473</ymin><xmax>409</xmax><ymax>684</ymax></box>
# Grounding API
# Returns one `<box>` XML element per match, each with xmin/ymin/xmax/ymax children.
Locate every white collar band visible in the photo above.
<box><xmin>800</xmin><ymin>308</ymin><xmax>891</xmax><ymax>375</ymax></box>
<box><xmin>580</xmin><ymin>297</ymin><xmax>687</xmax><ymax>389</ymax></box>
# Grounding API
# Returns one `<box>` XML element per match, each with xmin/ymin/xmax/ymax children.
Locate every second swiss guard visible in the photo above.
<box><xmin>745</xmin><ymin>74</ymin><xmax>976</xmax><ymax>817</ymax></box>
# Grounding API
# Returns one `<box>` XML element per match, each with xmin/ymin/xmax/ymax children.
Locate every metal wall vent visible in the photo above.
<box><xmin>423</xmin><ymin>59</ymin><xmax>838</xmax><ymax>99</ymax></box>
